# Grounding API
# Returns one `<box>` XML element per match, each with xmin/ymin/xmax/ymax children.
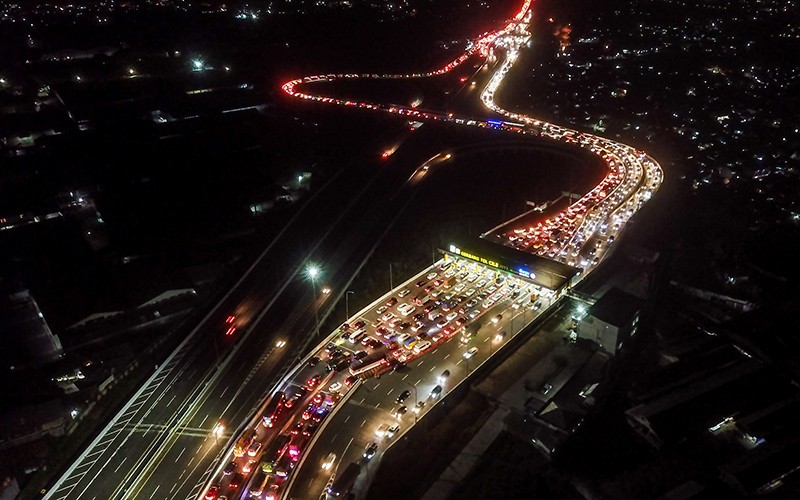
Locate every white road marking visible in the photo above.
<box><xmin>199</xmin><ymin>415</ymin><xmax>208</xmax><ymax>427</ymax></box>
<box><xmin>344</xmin><ymin>415</ymin><xmax>351</xmax><ymax>424</ymax></box>
<box><xmin>219</xmin><ymin>385</ymin><xmax>229</xmax><ymax>398</ymax></box>
<box><xmin>149</xmin><ymin>484</ymin><xmax>160</xmax><ymax>499</ymax></box>
<box><xmin>444</xmin><ymin>353</ymin><xmax>451</xmax><ymax>360</ymax></box>
<box><xmin>176</xmin><ymin>447</ymin><xmax>186</xmax><ymax>461</ymax></box>
<box><xmin>373</xmin><ymin>382</ymin><xmax>381</xmax><ymax>390</ymax></box>
<box><xmin>113</xmin><ymin>456</ymin><xmax>127</xmax><ymax>474</ymax></box>
<box><xmin>402</xmin><ymin>374</ymin><xmax>409</xmax><ymax>380</ymax></box>
<box><xmin>331</xmin><ymin>434</ymin><xmax>337</xmax><ymax>443</ymax></box>
<box><xmin>361</xmin><ymin>420</ymin><xmax>367</xmax><ymax>428</ymax></box>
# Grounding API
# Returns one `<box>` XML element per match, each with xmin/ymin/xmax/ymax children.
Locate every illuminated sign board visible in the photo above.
<box><xmin>448</xmin><ymin>244</ymin><xmax>536</xmax><ymax>280</ymax></box>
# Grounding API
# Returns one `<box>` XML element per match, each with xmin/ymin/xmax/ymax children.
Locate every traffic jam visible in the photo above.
<box><xmin>203</xmin><ymin>256</ymin><xmax>549</xmax><ymax>499</ymax></box>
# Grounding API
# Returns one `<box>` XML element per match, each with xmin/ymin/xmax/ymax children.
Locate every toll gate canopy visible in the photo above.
<box><xmin>442</xmin><ymin>236</ymin><xmax>581</xmax><ymax>293</ymax></box>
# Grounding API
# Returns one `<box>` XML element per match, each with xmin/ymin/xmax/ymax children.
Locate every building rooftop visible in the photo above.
<box><xmin>587</xmin><ymin>287</ymin><xmax>643</xmax><ymax>328</ymax></box>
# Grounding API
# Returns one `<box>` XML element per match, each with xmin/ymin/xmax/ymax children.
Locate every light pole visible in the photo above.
<box><xmin>307</xmin><ymin>265</ymin><xmax>320</xmax><ymax>337</ymax></box>
<box><xmin>404</xmin><ymin>382</ymin><xmax>418</xmax><ymax>425</ymax></box>
<box><xmin>346</xmin><ymin>290</ymin><xmax>354</xmax><ymax>321</ymax></box>
<box><xmin>389</xmin><ymin>263</ymin><xmax>394</xmax><ymax>291</ymax></box>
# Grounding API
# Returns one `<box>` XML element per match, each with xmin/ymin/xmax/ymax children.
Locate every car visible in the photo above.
<box><xmin>438</xmin><ymin>369</ymin><xmax>451</xmax><ymax>383</ymax></box>
<box><xmin>414</xmin><ymin>340</ymin><xmax>432</xmax><ymax>353</ymax></box>
<box><xmin>491</xmin><ymin>314</ymin><xmax>503</xmax><ymax>324</ymax></box>
<box><xmin>386</xmin><ymin>297</ymin><xmax>398</xmax><ymax>306</ymax></box>
<box><xmin>247</xmin><ymin>442</ymin><xmax>262</xmax><ymax>456</ymax></box>
<box><xmin>394</xmin><ymin>405</ymin><xmax>408</xmax><ymax>418</ymax></box>
<box><xmin>313</xmin><ymin>392</ymin><xmax>325</xmax><ymax>405</ymax></box>
<box><xmin>483</xmin><ymin>299</ymin><xmax>495</xmax><ymax>308</ymax></box>
<box><xmin>376</xmin><ymin>305</ymin><xmax>388</xmax><ymax>315</ymax></box>
<box><xmin>229</xmin><ymin>473</ymin><xmax>244</xmax><ymax>489</ymax></box>
<box><xmin>454</xmin><ymin>283</ymin><xmax>466</xmax><ymax>292</ymax></box>
<box><xmin>353</xmin><ymin>350</ymin><xmax>368</xmax><ymax>360</ymax></box>
<box><xmin>205</xmin><ymin>485</ymin><xmax>220</xmax><ymax>500</ymax></box>
<box><xmin>399</xmin><ymin>321</ymin><xmax>411</xmax><ymax>330</ymax></box>
<box><xmin>433</xmin><ymin>279</ymin><xmax>443</xmax><ymax>287</ymax></box>
<box><xmin>381</xmin><ymin>311</ymin><xmax>396</xmax><ymax>321</ymax></box>
<box><xmin>463</xmin><ymin>347</ymin><xmax>478</xmax><ymax>359</ymax></box>
<box><xmin>533</xmin><ymin>301</ymin><xmax>542</xmax><ymax>310</ymax></box>
<box><xmin>476</xmin><ymin>279</ymin><xmax>487</xmax><ymax>287</ymax></box>
<box><xmin>412</xmin><ymin>401</ymin><xmax>426</xmax><ymax>414</ymax></box>
<box><xmin>398</xmin><ymin>289</ymin><xmax>411</xmax><ymax>298</ymax></box>
<box><xmin>308</xmin><ymin>356</ymin><xmax>320</xmax><ymax>367</ymax></box>
<box><xmin>291</xmin><ymin>422</ymin><xmax>305</xmax><ymax>435</ymax></box>
<box><xmin>321</xmin><ymin>452</ymin><xmax>336</xmax><ymax>470</ymax></box>
<box><xmin>361</xmin><ymin>335</ymin><xmax>374</xmax><ymax>346</ymax></box>
<box><xmin>351</xmin><ymin>320</ymin><xmax>367</xmax><ymax>330</ymax></box>
<box><xmin>223</xmin><ymin>461</ymin><xmax>237</xmax><ymax>475</ymax></box>
<box><xmin>306</xmin><ymin>374</ymin><xmax>322</xmax><ymax>388</ymax></box>
<box><xmin>363</xmin><ymin>442</ymin><xmax>378</xmax><ymax>460</ymax></box>
<box><xmin>427</xmin><ymin>272</ymin><xmax>438</xmax><ymax>280</ymax></box>
<box><xmin>446</xmin><ymin>312</ymin><xmax>458</xmax><ymax>322</ymax></box>
<box><xmin>424</xmin><ymin>285</ymin><xmax>434</xmax><ymax>293</ymax></box>
<box><xmin>465</xmin><ymin>288</ymin><xmax>476</xmax><ymax>296</ymax></box>
<box><xmin>304</xmin><ymin>422</ymin><xmax>318</xmax><ymax>435</ymax></box>
<box><xmin>468</xmin><ymin>309</ymin><xmax>481</xmax><ymax>319</ymax></box>
<box><xmin>466</xmin><ymin>299</ymin><xmax>478</xmax><ymax>309</ymax></box>
<box><xmin>436</xmin><ymin>317</ymin><xmax>448</xmax><ymax>328</ymax></box>
<box><xmin>366</xmin><ymin>338</ymin><xmax>382</xmax><ymax>349</ymax></box>
<box><xmin>415</xmin><ymin>280</ymin><xmax>427</xmax><ymax>287</ymax></box>
<box><xmin>376</xmin><ymin>424</ymin><xmax>388</xmax><ymax>438</ymax></box>
<box><xmin>495</xmin><ymin>331</ymin><xmax>507</xmax><ymax>342</ymax></box>
<box><xmin>387</xmin><ymin>424</ymin><xmax>400</xmax><ymax>438</ymax></box>
<box><xmin>345</xmin><ymin>375</ymin><xmax>358</xmax><ymax>386</ymax></box>
<box><xmin>312</xmin><ymin>407</ymin><xmax>328</xmax><ymax>423</ymax></box>
<box><xmin>456</xmin><ymin>317</ymin><xmax>468</xmax><ymax>326</ymax></box>
<box><xmin>430</xmin><ymin>385</ymin><xmax>443</xmax><ymax>398</ymax></box>
<box><xmin>396</xmin><ymin>390</ymin><xmax>411</xmax><ymax>403</ymax></box>
<box><xmin>302</xmin><ymin>404</ymin><xmax>316</xmax><ymax>420</ymax></box>
<box><xmin>242</xmin><ymin>459</ymin><xmax>256</xmax><ymax>473</ymax></box>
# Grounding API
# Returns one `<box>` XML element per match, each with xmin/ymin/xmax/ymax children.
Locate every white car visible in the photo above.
<box><xmin>375</xmin><ymin>305</ymin><xmax>388</xmax><ymax>315</ymax></box>
<box><xmin>398</xmin><ymin>289</ymin><xmax>410</xmax><ymax>298</ymax></box>
<box><xmin>454</xmin><ymin>283</ymin><xmax>466</xmax><ymax>292</ymax></box>
<box><xmin>329</xmin><ymin>382</ymin><xmax>342</xmax><ymax>392</ymax></box>
<box><xmin>446</xmin><ymin>312</ymin><xmax>458</xmax><ymax>322</ymax></box>
<box><xmin>413</xmin><ymin>340</ymin><xmax>431</xmax><ymax>353</ymax></box>
<box><xmin>463</xmin><ymin>347</ymin><xmax>478</xmax><ymax>359</ymax></box>
<box><xmin>426</xmin><ymin>272</ymin><xmax>438</xmax><ymax>280</ymax></box>
<box><xmin>465</xmin><ymin>288</ymin><xmax>476</xmax><ymax>296</ymax></box>
<box><xmin>321</xmin><ymin>452</ymin><xmax>336</xmax><ymax>470</ymax></box>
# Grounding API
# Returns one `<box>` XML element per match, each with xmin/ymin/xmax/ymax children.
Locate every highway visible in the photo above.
<box><xmin>43</xmin><ymin>0</ymin><xmax>662</xmax><ymax>499</ymax></box>
<box><xmin>206</xmin><ymin>0</ymin><xmax>661</xmax><ymax>498</ymax></box>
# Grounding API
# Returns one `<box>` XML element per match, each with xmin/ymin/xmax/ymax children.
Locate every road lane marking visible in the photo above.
<box><xmin>373</xmin><ymin>382</ymin><xmax>381</xmax><ymax>390</ymax></box>
<box><xmin>331</xmin><ymin>434</ymin><xmax>337</xmax><ymax>443</ymax></box>
<box><xmin>415</xmin><ymin>379</ymin><xmax>421</xmax><ymax>385</ymax></box>
<box><xmin>418</xmin><ymin>360</ymin><xmax>424</xmax><ymax>366</ymax></box>
<box><xmin>361</xmin><ymin>420</ymin><xmax>367</xmax><ymax>427</ymax></box>
<box><xmin>429</xmin><ymin>366</ymin><xmax>435</xmax><ymax>372</ymax></box>
<box><xmin>344</xmin><ymin>415</ymin><xmax>351</xmax><ymax>423</ymax></box>
<box><xmin>219</xmin><ymin>385</ymin><xmax>229</xmax><ymax>398</ymax></box>
<box><xmin>375</xmin><ymin>402</ymin><xmax>380</xmax><ymax>409</ymax></box>
<box><xmin>199</xmin><ymin>414</ymin><xmax>208</xmax><ymax>427</ymax></box>
<box><xmin>149</xmin><ymin>484</ymin><xmax>160</xmax><ymax>499</ymax></box>
<box><xmin>177</xmin><ymin>446</ymin><xmax>186</xmax><ymax>461</ymax></box>
<box><xmin>457</xmin><ymin>359</ymin><xmax>463</xmax><ymax>365</ymax></box>
<box><xmin>113</xmin><ymin>456</ymin><xmax>127</xmax><ymax>473</ymax></box>
<box><xmin>402</xmin><ymin>374</ymin><xmax>409</xmax><ymax>380</ymax></box>
<box><xmin>444</xmin><ymin>353</ymin><xmax>451</xmax><ymax>360</ymax></box>
<box><xmin>387</xmin><ymin>389</ymin><xmax>393</xmax><ymax>395</ymax></box>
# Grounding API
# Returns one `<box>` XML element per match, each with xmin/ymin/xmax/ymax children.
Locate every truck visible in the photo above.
<box><xmin>326</xmin><ymin>462</ymin><xmax>361</xmax><ymax>498</ymax></box>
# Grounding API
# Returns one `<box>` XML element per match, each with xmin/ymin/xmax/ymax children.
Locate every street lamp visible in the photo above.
<box><xmin>307</xmin><ymin>265</ymin><xmax>321</xmax><ymax>337</ymax></box>
<box><xmin>213</xmin><ymin>422</ymin><xmax>224</xmax><ymax>443</ymax></box>
<box><xmin>346</xmin><ymin>290</ymin><xmax>355</xmax><ymax>321</ymax></box>
<box><xmin>404</xmin><ymin>382</ymin><xmax>418</xmax><ymax>425</ymax></box>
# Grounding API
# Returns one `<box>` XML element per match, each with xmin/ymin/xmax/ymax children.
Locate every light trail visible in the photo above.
<box><xmin>282</xmin><ymin>0</ymin><xmax>662</xmax><ymax>275</ymax></box>
<box><xmin>194</xmin><ymin>2</ymin><xmax>665</xmax><ymax>498</ymax></box>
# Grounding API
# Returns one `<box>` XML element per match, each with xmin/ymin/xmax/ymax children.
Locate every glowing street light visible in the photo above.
<box><xmin>191</xmin><ymin>58</ymin><xmax>204</xmax><ymax>71</ymax></box>
<box><xmin>307</xmin><ymin>265</ymin><xmax>321</xmax><ymax>337</ymax></box>
<box><xmin>213</xmin><ymin>422</ymin><xmax>225</xmax><ymax>442</ymax></box>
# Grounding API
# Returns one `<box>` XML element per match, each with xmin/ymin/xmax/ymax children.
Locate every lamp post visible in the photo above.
<box><xmin>346</xmin><ymin>290</ymin><xmax>354</xmax><ymax>321</ymax></box>
<box><xmin>404</xmin><ymin>382</ymin><xmax>418</xmax><ymax>425</ymax></box>
<box><xmin>212</xmin><ymin>422</ymin><xmax>224</xmax><ymax>444</ymax></box>
<box><xmin>307</xmin><ymin>265</ymin><xmax>320</xmax><ymax>337</ymax></box>
<box><xmin>389</xmin><ymin>263</ymin><xmax>394</xmax><ymax>291</ymax></box>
